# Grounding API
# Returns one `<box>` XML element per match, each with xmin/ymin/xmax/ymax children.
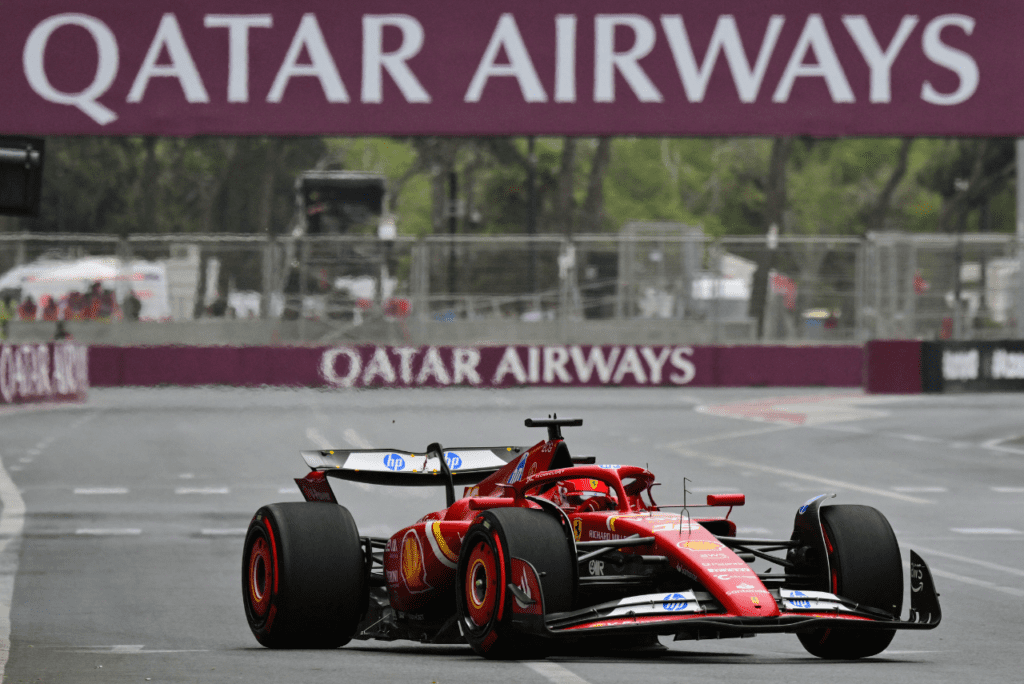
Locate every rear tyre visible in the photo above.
<box><xmin>798</xmin><ymin>504</ymin><xmax>903</xmax><ymax>659</ymax></box>
<box><xmin>456</xmin><ymin>508</ymin><xmax>575</xmax><ymax>659</ymax></box>
<box><xmin>242</xmin><ymin>502</ymin><xmax>368</xmax><ymax>648</ymax></box>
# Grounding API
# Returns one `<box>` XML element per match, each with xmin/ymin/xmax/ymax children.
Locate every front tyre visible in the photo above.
<box><xmin>456</xmin><ymin>508</ymin><xmax>575</xmax><ymax>659</ymax></box>
<box><xmin>798</xmin><ymin>504</ymin><xmax>903</xmax><ymax>659</ymax></box>
<box><xmin>242</xmin><ymin>502</ymin><xmax>368</xmax><ymax>648</ymax></box>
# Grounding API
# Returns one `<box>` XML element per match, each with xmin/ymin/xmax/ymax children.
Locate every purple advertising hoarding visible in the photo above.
<box><xmin>87</xmin><ymin>344</ymin><xmax>864</xmax><ymax>389</ymax></box>
<box><xmin>0</xmin><ymin>1</ymin><xmax>1019</xmax><ymax>136</ymax></box>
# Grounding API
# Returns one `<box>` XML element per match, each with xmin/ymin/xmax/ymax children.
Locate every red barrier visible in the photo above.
<box><xmin>88</xmin><ymin>344</ymin><xmax>864</xmax><ymax>388</ymax></box>
<box><xmin>864</xmin><ymin>340</ymin><xmax>922</xmax><ymax>393</ymax></box>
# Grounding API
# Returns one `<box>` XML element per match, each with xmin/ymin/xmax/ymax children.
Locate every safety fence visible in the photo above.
<box><xmin>2</xmin><ymin>230</ymin><xmax>1022</xmax><ymax>344</ymax></box>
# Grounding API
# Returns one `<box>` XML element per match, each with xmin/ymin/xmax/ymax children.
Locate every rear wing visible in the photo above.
<box><xmin>300</xmin><ymin>446</ymin><xmax>526</xmax><ymax>486</ymax></box>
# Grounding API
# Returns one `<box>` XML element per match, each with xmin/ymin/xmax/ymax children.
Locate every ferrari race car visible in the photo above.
<box><xmin>242</xmin><ymin>417</ymin><xmax>941</xmax><ymax>659</ymax></box>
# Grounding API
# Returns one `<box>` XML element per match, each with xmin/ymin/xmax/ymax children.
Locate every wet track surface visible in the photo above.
<box><xmin>2</xmin><ymin>387</ymin><xmax>1023</xmax><ymax>683</ymax></box>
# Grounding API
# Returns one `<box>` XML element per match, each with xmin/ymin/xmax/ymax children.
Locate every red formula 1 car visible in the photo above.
<box><xmin>242</xmin><ymin>417</ymin><xmax>940</xmax><ymax>659</ymax></box>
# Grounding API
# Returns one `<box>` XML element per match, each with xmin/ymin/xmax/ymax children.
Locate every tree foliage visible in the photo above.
<box><xmin>9</xmin><ymin>135</ymin><xmax>1020</xmax><ymax>240</ymax></box>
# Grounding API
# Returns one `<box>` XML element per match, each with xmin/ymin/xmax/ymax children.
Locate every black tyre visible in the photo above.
<box><xmin>798</xmin><ymin>504</ymin><xmax>903</xmax><ymax>659</ymax></box>
<box><xmin>242</xmin><ymin>502</ymin><xmax>368</xmax><ymax>648</ymax></box>
<box><xmin>455</xmin><ymin>508</ymin><xmax>575</xmax><ymax>659</ymax></box>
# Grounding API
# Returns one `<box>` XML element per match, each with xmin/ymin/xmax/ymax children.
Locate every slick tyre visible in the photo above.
<box><xmin>456</xmin><ymin>508</ymin><xmax>576</xmax><ymax>659</ymax></box>
<box><xmin>242</xmin><ymin>502</ymin><xmax>368</xmax><ymax>648</ymax></box>
<box><xmin>798</xmin><ymin>504</ymin><xmax>903</xmax><ymax>660</ymax></box>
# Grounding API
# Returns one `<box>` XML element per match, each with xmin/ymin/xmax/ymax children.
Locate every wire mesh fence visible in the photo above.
<box><xmin>1</xmin><ymin>229</ymin><xmax>1022</xmax><ymax>343</ymax></box>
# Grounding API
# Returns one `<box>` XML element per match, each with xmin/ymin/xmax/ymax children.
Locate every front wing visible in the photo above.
<box><xmin>516</xmin><ymin>550</ymin><xmax>941</xmax><ymax>640</ymax></box>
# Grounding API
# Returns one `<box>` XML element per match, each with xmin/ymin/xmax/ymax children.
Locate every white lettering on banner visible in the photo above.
<box><xmin>416</xmin><ymin>347</ymin><xmax>451</xmax><ymax>385</ymax></box>
<box><xmin>0</xmin><ymin>344</ymin><xmax>87</xmax><ymax>404</ymax></box>
<box><xmin>20</xmin><ymin>11</ymin><xmax>985</xmax><ymax>127</ymax></box>
<box><xmin>921</xmin><ymin>14</ymin><xmax>979</xmax><ymax>106</ymax></box>
<box><xmin>594</xmin><ymin>14</ymin><xmax>663</xmax><ymax>103</ymax></box>
<box><xmin>23</xmin><ymin>13</ymin><xmax>120</xmax><ymax>125</ymax></box>
<box><xmin>452</xmin><ymin>348</ymin><xmax>482</xmax><ymax>385</ymax></box>
<box><xmin>0</xmin><ymin>347</ymin><xmax>14</xmax><ymax>403</ymax></box>
<box><xmin>554</xmin><ymin>14</ymin><xmax>577</xmax><ymax>102</ymax></box>
<box><xmin>267</xmin><ymin>13</ymin><xmax>348</xmax><ymax>103</ymax></box>
<box><xmin>321</xmin><ymin>347</ymin><xmax>361</xmax><ymax>387</ymax></box>
<box><xmin>493</xmin><ymin>346</ymin><xmax>528</xmax><ymax>384</ymax></box>
<box><xmin>362</xmin><ymin>346</ymin><xmax>397</xmax><ymax>384</ymax></box>
<box><xmin>543</xmin><ymin>346</ymin><xmax>572</xmax><ymax>383</ymax></box>
<box><xmin>362</xmin><ymin>15</ymin><xmax>430</xmax><ymax>104</ymax></box>
<box><xmin>613</xmin><ymin>346</ymin><xmax>647</xmax><ymax>384</ymax></box>
<box><xmin>204</xmin><ymin>14</ymin><xmax>274</xmax><ymax>103</ymax></box>
<box><xmin>991</xmin><ymin>349</ymin><xmax>1024</xmax><ymax>380</ymax></box>
<box><xmin>128</xmin><ymin>14</ymin><xmax>209</xmax><ymax>104</ymax></box>
<box><xmin>661</xmin><ymin>15</ymin><xmax>785</xmax><ymax>103</ymax></box>
<box><xmin>843</xmin><ymin>15</ymin><xmax>918</xmax><ymax>104</ymax></box>
<box><xmin>942</xmin><ymin>349</ymin><xmax>979</xmax><ymax>381</ymax></box>
<box><xmin>641</xmin><ymin>346</ymin><xmax>672</xmax><ymax>384</ymax></box>
<box><xmin>669</xmin><ymin>347</ymin><xmax>697</xmax><ymax>385</ymax></box>
<box><xmin>465</xmin><ymin>13</ymin><xmax>547</xmax><ymax>103</ymax></box>
<box><xmin>395</xmin><ymin>346</ymin><xmax>417</xmax><ymax>384</ymax></box>
<box><xmin>527</xmin><ymin>346</ymin><xmax>541</xmax><ymax>384</ymax></box>
<box><xmin>773</xmin><ymin>14</ymin><xmax>854</xmax><ymax>103</ymax></box>
<box><xmin>570</xmin><ymin>346</ymin><xmax>621</xmax><ymax>383</ymax></box>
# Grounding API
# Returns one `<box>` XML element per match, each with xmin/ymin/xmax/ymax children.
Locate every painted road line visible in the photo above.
<box><xmin>70</xmin><ymin>645</ymin><xmax>209</xmax><ymax>654</ymax></box>
<box><xmin>892</xmin><ymin>486</ymin><xmax>947</xmax><ymax>493</ymax></box>
<box><xmin>75</xmin><ymin>529</ymin><xmax>142</xmax><ymax>536</ymax></box>
<box><xmin>174</xmin><ymin>487</ymin><xmax>229</xmax><ymax>495</ymax></box>
<box><xmin>200</xmin><ymin>529</ymin><xmax>248</xmax><ymax>536</ymax></box>
<box><xmin>306</xmin><ymin>427</ymin><xmax>333</xmax><ymax>450</ymax></box>
<box><xmin>992</xmin><ymin>486</ymin><xmax>1024</xmax><ymax>493</ymax></box>
<box><xmin>0</xmin><ymin>454</ymin><xmax>26</xmax><ymax>682</ymax></box>
<box><xmin>668</xmin><ymin>442</ymin><xmax>934</xmax><ymax>505</ymax></box>
<box><xmin>344</xmin><ymin>428</ymin><xmax>375</xmax><ymax>449</ymax></box>
<box><xmin>951</xmin><ymin>527</ymin><xmax>1021</xmax><ymax>535</ymax></box>
<box><xmin>905</xmin><ymin>544</ymin><xmax>1024</xmax><ymax>579</ymax></box>
<box><xmin>672</xmin><ymin>424</ymin><xmax>795</xmax><ymax>447</ymax></box>
<box><xmin>74</xmin><ymin>487</ymin><xmax>128</xmax><ymax>495</ymax></box>
<box><xmin>925</xmin><ymin>566</ymin><xmax>1024</xmax><ymax>598</ymax></box>
<box><xmin>524</xmin><ymin>661</ymin><xmax>593</xmax><ymax>684</ymax></box>
<box><xmin>981</xmin><ymin>436</ymin><xmax>1024</xmax><ymax>455</ymax></box>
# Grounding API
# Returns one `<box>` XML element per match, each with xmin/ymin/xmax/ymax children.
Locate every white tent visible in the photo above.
<box><xmin>0</xmin><ymin>257</ymin><xmax>171</xmax><ymax>320</ymax></box>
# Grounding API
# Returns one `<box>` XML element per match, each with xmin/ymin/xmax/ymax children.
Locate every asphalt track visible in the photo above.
<box><xmin>1</xmin><ymin>386</ymin><xmax>1022</xmax><ymax>684</ymax></box>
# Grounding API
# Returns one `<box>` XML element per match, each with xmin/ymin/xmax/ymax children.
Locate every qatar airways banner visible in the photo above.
<box><xmin>0</xmin><ymin>342</ymin><xmax>88</xmax><ymax>404</ymax></box>
<box><xmin>87</xmin><ymin>344</ymin><xmax>863</xmax><ymax>388</ymax></box>
<box><xmin>0</xmin><ymin>1</ymin><xmax>1017</xmax><ymax>136</ymax></box>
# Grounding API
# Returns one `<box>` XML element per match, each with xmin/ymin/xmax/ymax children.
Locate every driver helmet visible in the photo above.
<box><xmin>554</xmin><ymin>478</ymin><xmax>612</xmax><ymax>508</ymax></box>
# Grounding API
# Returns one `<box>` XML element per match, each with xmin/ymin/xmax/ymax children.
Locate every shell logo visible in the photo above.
<box><xmin>678</xmin><ymin>540</ymin><xmax>722</xmax><ymax>551</ymax></box>
<box><xmin>607</xmin><ymin>516</ymin><xmax>619</xmax><ymax>532</ymax></box>
<box><xmin>401</xmin><ymin>530</ymin><xmax>428</xmax><ymax>592</ymax></box>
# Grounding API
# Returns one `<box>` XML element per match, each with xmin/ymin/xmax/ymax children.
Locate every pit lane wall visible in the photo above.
<box><xmin>0</xmin><ymin>342</ymin><xmax>89</xmax><ymax>404</ymax></box>
<box><xmin>87</xmin><ymin>344</ymin><xmax>863</xmax><ymax>389</ymax></box>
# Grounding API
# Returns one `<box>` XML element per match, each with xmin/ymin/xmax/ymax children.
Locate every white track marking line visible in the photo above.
<box><xmin>306</xmin><ymin>427</ymin><xmax>333</xmax><ymax>450</ymax></box>
<box><xmin>992</xmin><ymin>486</ymin><xmax>1024</xmax><ymax>493</ymax></box>
<box><xmin>0</xmin><ymin>455</ymin><xmax>25</xmax><ymax>681</ymax></box>
<box><xmin>174</xmin><ymin>487</ymin><xmax>229</xmax><ymax>495</ymax></box>
<box><xmin>524</xmin><ymin>661</ymin><xmax>593</xmax><ymax>684</ymax></box>
<box><xmin>673</xmin><ymin>424</ymin><xmax>795</xmax><ymax>447</ymax></box>
<box><xmin>74</xmin><ymin>487</ymin><xmax>128</xmax><ymax>495</ymax></box>
<box><xmin>906</xmin><ymin>544</ymin><xmax>1024</xmax><ymax>578</ymax></box>
<box><xmin>343</xmin><ymin>428</ymin><xmax>375</xmax><ymax>449</ymax></box>
<box><xmin>892</xmin><ymin>486</ymin><xmax>947</xmax><ymax>493</ymax></box>
<box><xmin>951</xmin><ymin>527</ymin><xmax>1021</xmax><ymax>535</ymax></box>
<box><xmin>75</xmin><ymin>529</ymin><xmax>141</xmax><ymax>536</ymax></box>
<box><xmin>69</xmin><ymin>645</ymin><xmax>209</xmax><ymax>654</ymax></box>
<box><xmin>981</xmin><ymin>436</ymin><xmax>1024</xmax><ymax>455</ymax></box>
<box><xmin>200</xmin><ymin>528</ymin><xmax>248</xmax><ymax>536</ymax></box>
<box><xmin>921</xmin><ymin>565</ymin><xmax>1024</xmax><ymax>598</ymax></box>
<box><xmin>668</xmin><ymin>443</ymin><xmax>934</xmax><ymax>505</ymax></box>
